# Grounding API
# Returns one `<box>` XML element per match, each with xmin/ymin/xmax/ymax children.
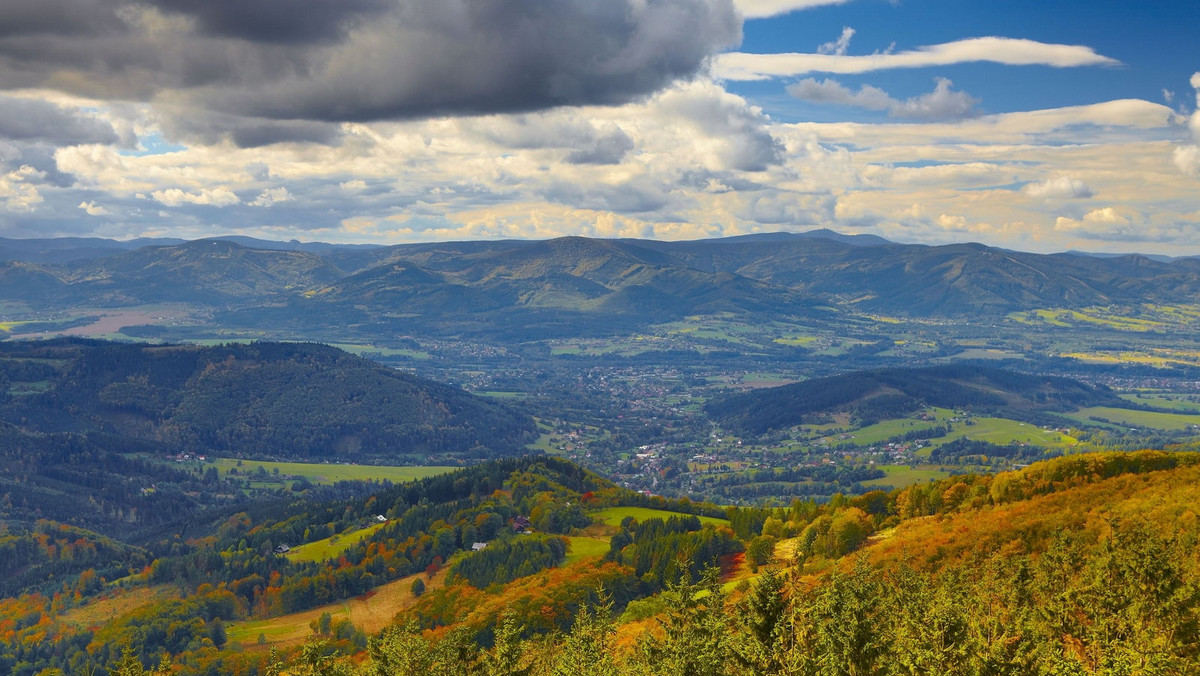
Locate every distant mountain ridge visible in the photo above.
<box><xmin>2</xmin><ymin>231</ymin><xmax>1199</xmax><ymax>333</ymax></box>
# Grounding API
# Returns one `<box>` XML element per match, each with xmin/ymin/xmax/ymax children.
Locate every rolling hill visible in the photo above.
<box><xmin>705</xmin><ymin>364</ymin><xmax>1125</xmax><ymax>434</ymax></box>
<box><xmin>0</xmin><ymin>338</ymin><xmax>536</xmax><ymax>460</ymax></box>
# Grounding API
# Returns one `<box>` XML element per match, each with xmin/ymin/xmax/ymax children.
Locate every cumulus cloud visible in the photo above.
<box><xmin>0</xmin><ymin>165</ymin><xmax>45</xmax><ymax>212</ymax></box>
<box><xmin>716</xmin><ymin>36</ymin><xmax>1119</xmax><ymax>80</ymax></box>
<box><xmin>77</xmin><ymin>200</ymin><xmax>108</xmax><ymax>215</ymax></box>
<box><xmin>1175</xmin><ymin>145</ymin><xmax>1200</xmax><ymax>178</ymax></box>
<box><xmin>654</xmin><ymin>80</ymin><xmax>783</xmax><ymax>171</ymax></box>
<box><xmin>1050</xmin><ymin>206</ymin><xmax>1180</xmax><ymax>243</ymax></box>
<box><xmin>249</xmin><ymin>187</ymin><xmax>292</xmax><ymax>207</ymax></box>
<box><xmin>788</xmin><ymin>77</ymin><xmax>979</xmax><ymax>120</ymax></box>
<box><xmin>1024</xmin><ymin>176</ymin><xmax>1095</xmax><ymax>199</ymax></box>
<box><xmin>151</xmin><ymin>187</ymin><xmax>240</xmax><ymax>207</ymax></box>
<box><xmin>1173</xmin><ymin>72</ymin><xmax>1200</xmax><ymax>178</ymax></box>
<box><xmin>0</xmin><ymin>0</ymin><xmax>740</xmax><ymax>132</ymax></box>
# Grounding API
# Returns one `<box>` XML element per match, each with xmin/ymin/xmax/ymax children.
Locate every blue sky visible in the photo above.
<box><xmin>0</xmin><ymin>0</ymin><xmax>1197</xmax><ymax>255</ymax></box>
<box><xmin>732</xmin><ymin>0</ymin><xmax>1196</xmax><ymax>119</ymax></box>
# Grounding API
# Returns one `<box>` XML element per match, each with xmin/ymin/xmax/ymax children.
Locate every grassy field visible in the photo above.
<box><xmin>226</xmin><ymin>566</ymin><xmax>454</xmax><ymax>649</ymax></box>
<box><xmin>926</xmin><ymin>417</ymin><xmax>1078</xmax><ymax>449</ymax></box>
<box><xmin>60</xmin><ymin>585</ymin><xmax>179</xmax><ymax>629</ymax></box>
<box><xmin>1067</xmin><ymin>407</ymin><xmax>1200</xmax><ymax>431</ymax></box>
<box><xmin>593</xmin><ymin>506</ymin><xmax>728</xmax><ymax>529</ymax></box>
<box><xmin>773</xmin><ymin>335</ymin><xmax>818</xmax><ymax>346</ymax></box>
<box><xmin>835</xmin><ymin>417</ymin><xmax>948</xmax><ymax>446</ymax></box>
<box><xmin>548</xmin><ymin>336</ymin><xmax>659</xmax><ymax>357</ymax></box>
<box><xmin>1119</xmin><ymin>394</ymin><xmax>1200</xmax><ymax>413</ymax></box>
<box><xmin>286</xmin><ymin>522</ymin><xmax>388</xmax><ymax>563</ymax></box>
<box><xmin>1007</xmin><ymin>307</ymin><xmax>1168</xmax><ymax>332</ymax></box>
<box><xmin>207</xmin><ymin>458</ymin><xmax>458</xmax><ymax>485</ymax></box>
<box><xmin>862</xmin><ymin>464</ymin><xmax>955</xmax><ymax>489</ymax></box>
<box><xmin>563</xmin><ymin>536</ymin><xmax>612</xmax><ymax>565</ymax></box>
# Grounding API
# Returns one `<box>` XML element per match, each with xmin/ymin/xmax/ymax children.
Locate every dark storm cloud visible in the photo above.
<box><xmin>0</xmin><ymin>0</ymin><xmax>740</xmax><ymax>131</ymax></box>
<box><xmin>0</xmin><ymin>96</ymin><xmax>120</xmax><ymax>145</ymax></box>
<box><xmin>0</xmin><ymin>0</ymin><xmax>126</xmax><ymax>39</ymax></box>
<box><xmin>157</xmin><ymin>109</ymin><xmax>344</xmax><ymax>148</ymax></box>
<box><xmin>145</xmin><ymin>0</ymin><xmax>394</xmax><ymax>45</ymax></box>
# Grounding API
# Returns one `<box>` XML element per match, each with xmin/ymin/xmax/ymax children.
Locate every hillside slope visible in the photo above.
<box><xmin>0</xmin><ymin>339</ymin><xmax>536</xmax><ymax>460</ymax></box>
<box><xmin>705</xmin><ymin>364</ymin><xmax>1123</xmax><ymax>434</ymax></box>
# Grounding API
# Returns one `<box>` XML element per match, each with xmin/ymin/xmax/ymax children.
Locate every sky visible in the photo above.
<box><xmin>0</xmin><ymin>0</ymin><xmax>1197</xmax><ymax>255</ymax></box>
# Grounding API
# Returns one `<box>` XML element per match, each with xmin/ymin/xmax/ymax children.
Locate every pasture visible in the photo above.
<box><xmin>206</xmin><ymin>458</ymin><xmax>458</xmax><ymax>485</ymax></box>
<box><xmin>593</xmin><ymin>506</ymin><xmax>728</xmax><ymax>529</ymax></box>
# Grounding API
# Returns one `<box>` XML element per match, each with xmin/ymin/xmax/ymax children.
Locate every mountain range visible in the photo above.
<box><xmin>3</xmin><ymin>231</ymin><xmax>1199</xmax><ymax>339</ymax></box>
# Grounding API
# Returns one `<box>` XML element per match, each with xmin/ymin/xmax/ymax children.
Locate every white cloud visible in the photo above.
<box><xmin>0</xmin><ymin>165</ymin><xmax>46</xmax><ymax>213</ymax></box>
<box><xmin>14</xmin><ymin>73</ymin><xmax>1197</xmax><ymax>255</ymax></box>
<box><xmin>1023</xmin><ymin>176</ymin><xmax>1094</xmax><ymax>199</ymax></box>
<box><xmin>789</xmin><ymin>77</ymin><xmax>979</xmax><ymax>120</ymax></box>
<box><xmin>1173</xmin><ymin>72</ymin><xmax>1200</xmax><ymax>179</ymax></box>
<box><xmin>150</xmin><ymin>187</ymin><xmax>240</xmax><ymax>207</ymax></box>
<box><xmin>1055</xmin><ymin>207</ymin><xmax>1130</xmax><ymax>231</ymax></box>
<box><xmin>250</xmin><ymin>187</ymin><xmax>293</xmax><ymax>207</ymax></box>
<box><xmin>818</xmin><ymin>27</ymin><xmax>856</xmax><ymax>56</ymax></box>
<box><xmin>715</xmin><ymin>37</ymin><xmax>1120</xmax><ymax>80</ymax></box>
<box><xmin>1175</xmin><ymin>145</ymin><xmax>1200</xmax><ymax>178</ymax></box>
<box><xmin>735</xmin><ymin>0</ymin><xmax>850</xmax><ymax>19</ymax></box>
<box><xmin>78</xmin><ymin>200</ymin><xmax>109</xmax><ymax>215</ymax></box>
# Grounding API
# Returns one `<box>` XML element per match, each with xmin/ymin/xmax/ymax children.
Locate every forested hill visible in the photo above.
<box><xmin>0</xmin><ymin>339</ymin><xmax>536</xmax><ymax>460</ymax></box>
<box><xmin>706</xmin><ymin>364</ymin><xmax>1123</xmax><ymax>434</ymax></box>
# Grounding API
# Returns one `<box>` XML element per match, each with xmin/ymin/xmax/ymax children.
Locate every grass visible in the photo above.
<box><xmin>1119</xmin><ymin>394</ymin><xmax>1200</xmax><ymax>413</ymax></box>
<box><xmin>773</xmin><ymin>336</ymin><xmax>818</xmax><ymax>346</ymax></box>
<box><xmin>226</xmin><ymin>566</ymin><xmax>456</xmax><ymax>649</ymax></box>
<box><xmin>862</xmin><ymin>464</ymin><xmax>955</xmax><ymax>489</ymax></box>
<box><xmin>835</xmin><ymin>417</ymin><xmax>947</xmax><ymax>446</ymax></box>
<box><xmin>60</xmin><ymin>585</ymin><xmax>179</xmax><ymax>629</ymax></box>
<box><xmin>1067</xmin><ymin>407</ymin><xmax>1200</xmax><ymax>431</ymax></box>
<box><xmin>207</xmin><ymin>458</ymin><xmax>458</xmax><ymax>485</ymax></box>
<box><xmin>593</xmin><ymin>506</ymin><xmax>728</xmax><ymax>529</ymax></box>
<box><xmin>926</xmin><ymin>417</ymin><xmax>1078</xmax><ymax>448</ymax></box>
<box><xmin>563</xmin><ymin>536</ymin><xmax>612</xmax><ymax>565</ymax></box>
<box><xmin>1007</xmin><ymin>307</ymin><xmax>1169</xmax><ymax>332</ymax></box>
<box><xmin>548</xmin><ymin>337</ymin><xmax>659</xmax><ymax>357</ymax></box>
<box><xmin>286</xmin><ymin>522</ymin><xmax>388</xmax><ymax>563</ymax></box>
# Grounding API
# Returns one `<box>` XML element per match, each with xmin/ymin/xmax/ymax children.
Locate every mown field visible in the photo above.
<box><xmin>1067</xmin><ymin>406</ymin><xmax>1200</xmax><ymax>431</ymax></box>
<box><xmin>862</xmin><ymin>464</ymin><xmax>956</xmax><ymax>489</ymax></box>
<box><xmin>592</xmin><ymin>506</ymin><xmax>728</xmax><ymax>528</ymax></box>
<box><xmin>1119</xmin><ymin>393</ymin><xmax>1200</xmax><ymax>413</ymax></box>
<box><xmin>563</xmin><ymin>536</ymin><xmax>611</xmax><ymax>565</ymax></box>
<box><xmin>923</xmin><ymin>416</ymin><xmax>1078</xmax><ymax>450</ymax></box>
